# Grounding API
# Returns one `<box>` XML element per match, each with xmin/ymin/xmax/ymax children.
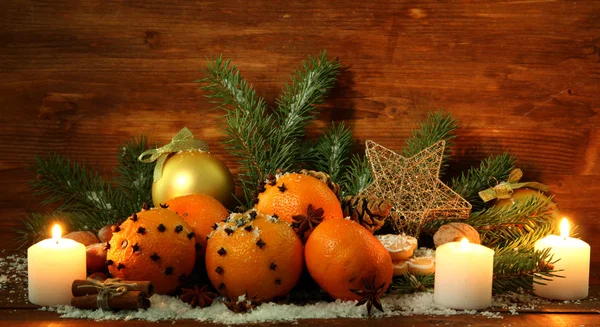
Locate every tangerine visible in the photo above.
<box><xmin>305</xmin><ymin>219</ymin><xmax>393</xmax><ymax>301</ymax></box>
<box><xmin>165</xmin><ymin>194</ymin><xmax>229</xmax><ymax>262</ymax></box>
<box><xmin>107</xmin><ymin>208</ymin><xmax>196</xmax><ymax>294</ymax></box>
<box><xmin>255</xmin><ymin>173</ymin><xmax>343</xmax><ymax>224</ymax></box>
<box><xmin>205</xmin><ymin>210</ymin><xmax>304</xmax><ymax>301</ymax></box>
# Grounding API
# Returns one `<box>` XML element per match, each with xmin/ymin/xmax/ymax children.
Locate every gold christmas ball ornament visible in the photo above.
<box><xmin>152</xmin><ymin>151</ymin><xmax>235</xmax><ymax>208</ymax></box>
<box><xmin>494</xmin><ymin>188</ymin><xmax>561</xmax><ymax>220</ymax></box>
<box><xmin>138</xmin><ymin>127</ymin><xmax>235</xmax><ymax>209</ymax></box>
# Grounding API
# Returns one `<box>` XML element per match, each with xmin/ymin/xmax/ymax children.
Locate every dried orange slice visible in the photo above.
<box><xmin>375</xmin><ymin>234</ymin><xmax>418</xmax><ymax>261</ymax></box>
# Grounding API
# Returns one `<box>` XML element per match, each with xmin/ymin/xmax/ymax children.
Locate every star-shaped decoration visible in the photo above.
<box><xmin>363</xmin><ymin>140</ymin><xmax>471</xmax><ymax>236</ymax></box>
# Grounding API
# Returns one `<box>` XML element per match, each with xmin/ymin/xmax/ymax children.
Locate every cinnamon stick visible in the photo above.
<box><xmin>71</xmin><ymin>291</ymin><xmax>150</xmax><ymax>310</ymax></box>
<box><xmin>72</xmin><ymin>279</ymin><xmax>154</xmax><ymax>297</ymax></box>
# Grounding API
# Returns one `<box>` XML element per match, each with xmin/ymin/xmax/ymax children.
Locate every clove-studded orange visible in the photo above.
<box><xmin>165</xmin><ymin>194</ymin><xmax>229</xmax><ymax>262</ymax></box>
<box><xmin>106</xmin><ymin>208</ymin><xmax>196</xmax><ymax>294</ymax></box>
<box><xmin>254</xmin><ymin>173</ymin><xmax>343</xmax><ymax>228</ymax></box>
<box><xmin>205</xmin><ymin>210</ymin><xmax>304</xmax><ymax>301</ymax></box>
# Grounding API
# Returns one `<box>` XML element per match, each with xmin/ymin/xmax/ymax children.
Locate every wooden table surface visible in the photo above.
<box><xmin>1</xmin><ymin>0</ymin><xmax>600</xmax><ymax>325</ymax></box>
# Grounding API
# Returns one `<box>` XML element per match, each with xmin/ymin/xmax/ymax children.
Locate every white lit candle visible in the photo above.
<box><xmin>434</xmin><ymin>238</ymin><xmax>494</xmax><ymax>310</ymax></box>
<box><xmin>533</xmin><ymin>218</ymin><xmax>590</xmax><ymax>300</ymax></box>
<box><xmin>27</xmin><ymin>224</ymin><xmax>86</xmax><ymax>306</ymax></box>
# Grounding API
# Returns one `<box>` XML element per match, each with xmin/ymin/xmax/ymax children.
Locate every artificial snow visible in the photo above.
<box><xmin>0</xmin><ymin>252</ymin><xmax>583</xmax><ymax>324</ymax></box>
<box><xmin>56</xmin><ymin>291</ymin><xmax>508</xmax><ymax>324</ymax></box>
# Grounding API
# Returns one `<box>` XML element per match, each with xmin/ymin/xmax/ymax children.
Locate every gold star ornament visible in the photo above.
<box><xmin>362</xmin><ymin>140</ymin><xmax>471</xmax><ymax>236</ymax></box>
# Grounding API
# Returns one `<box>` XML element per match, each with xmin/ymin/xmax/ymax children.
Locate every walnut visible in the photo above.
<box><xmin>433</xmin><ymin>223</ymin><xmax>480</xmax><ymax>248</ymax></box>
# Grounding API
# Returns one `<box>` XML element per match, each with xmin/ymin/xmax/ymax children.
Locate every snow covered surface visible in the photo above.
<box><xmin>0</xmin><ymin>252</ymin><xmax>585</xmax><ymax>325</ymax></box>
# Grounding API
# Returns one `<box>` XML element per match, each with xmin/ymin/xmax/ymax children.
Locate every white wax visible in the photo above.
<box><xmin>434</xmin><ymin>241</ymin><xmax>494</xmax><ymax>310</ymax></box>
<box><xmin>533</xmin><ymin>235</ymin><xmax>590</xmax><ymax>300</ymax></box>
<box><xmin>28</xmin><ymin>238</ymin><xmax>86</xmax><ymax>306</ymax></box>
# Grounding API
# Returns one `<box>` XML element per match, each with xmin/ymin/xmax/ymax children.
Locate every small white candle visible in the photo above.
<box><xmin>533</xmin><ymin>218</ymin><xmax>590</xmax><ymax>300</ymax></box>
<box><xmin>434</xmin><ymin>238</ymin><xmax>494</xmax><ymax>310</ymax></box>
<box><xmin>28</xmin><ymin>224</ymin><xmax>86</xmax><ymax>306</ymax></box>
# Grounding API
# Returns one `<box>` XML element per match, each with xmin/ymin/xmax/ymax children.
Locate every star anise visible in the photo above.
<box><xmin>350</xmin><ymin>275</ymin><xmax>386</xmax><ymax>315</ymax></box>
<box><xmin>180</xmin><ymin>285</ymin><xmax>217</xmax><ymax>308</ymax></box>
<box><xmin>224</xmin><ymin>294</ymin><xmax>263</xmax><ymax>313</ymax></box>
<box><xmin>291</xmin><ymin>204</ymin><xmax>324</xmax><ymax>239</ymax></box>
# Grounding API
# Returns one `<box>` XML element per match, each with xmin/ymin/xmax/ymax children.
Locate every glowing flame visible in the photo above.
<box><xmin>460</xmin><ymin>238</ymin><xmax>469</xmax><ymax>244</ymax></box>
<box><xmin>52</xmin><ymin>224</ymin><xmax>62</xmax><ymax>242</ymax></box>
<box><xmin>560</xmin><ymin>217</ymin><xmax>570</xmax><ymax>239</ymax></box>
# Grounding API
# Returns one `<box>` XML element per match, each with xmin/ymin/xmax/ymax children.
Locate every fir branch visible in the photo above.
<box><xmin>492</xmin><ymin>229</ymin><xmax>561</xmax><ymax>294</ymax></box>
<box><xmin>450</xmin><ymin>153</ymin><xmax>517</xmax><ymax>212</ymax></box>
<box><xmin>200</xmin><ymin>52</ymin><xmax>341</xmax><ymax>207</ymax></box>
<box><xmin>466</xmin><ymin>194</ymin><xmax>556</xmax><ymax>248</ymax></box>
<box><xmin>403</xmin><ymin>111</ymin><xmax>457</xmax><ymax>175</ymax></box>
<box><xmin>310</xmin><ymin>122</ymin><xmax>353</xmax><ymax>182</ymax></box>
<box><xmin>275</xmin><ymin>50</ymin><xmax>341</xmax><ymax>140</ymax></box>
<box><xmin>113</xmin><ymin>135</ymin><xmax>155</xmax><ymax>216</ymax></box>
<box><xmin>390</xmin><ymin>273</ymin><xmax>434</xmax><ymax>294</ymax></box>
<box><xmin>200</xmin><ymin>55</ymin><xmax>278</xmax><ymax>205</ymax></box>
<box><xmin>30</xmin><ymin>154</ymin><xmax>118</xmax><ymax>220</ymax></box>
<box><xmin>16</xmin><ymin>211</ymin><xmax>104</xmax><ymax>248</ymax></box>
<box><xmin>341</xmin><ymin>154</ymin><xmax>373</xmax><ymax>197</ymax></box>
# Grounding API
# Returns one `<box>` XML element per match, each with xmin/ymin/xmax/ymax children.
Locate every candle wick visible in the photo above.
<box><xmin>55</xmin><ymin>240</ymin><xmax>59</xmax><ymax>245</ymax></box>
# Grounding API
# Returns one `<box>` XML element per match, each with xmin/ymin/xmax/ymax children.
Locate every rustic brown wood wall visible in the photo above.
<box><xmin>1</xmin><ymin>0</ymin><xmax>598</xmax><ymax>281</ymax></box>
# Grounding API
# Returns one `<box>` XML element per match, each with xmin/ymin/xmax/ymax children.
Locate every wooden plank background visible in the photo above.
<box><xmin>0</xmin><ymin>0</ymin><xmax>598</xmax><ymax>281</ymax></box>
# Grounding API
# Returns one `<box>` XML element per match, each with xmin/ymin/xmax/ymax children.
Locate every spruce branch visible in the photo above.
<box><xmin>451</xmin><ymin>153</ymin><xmax>517</xmax><ymax>212</ymax></box>
<box><xmin>30</xmin><ymin>154</ymin><xmax>118</xmax><ymax>219</ymax></box>
<box><xmin>403</xmin><ymin>111</ymin><xmax>457</xmax><ymax>175</ymax></box>
<box><xmin>466</xmin><ymin>194</ymin><xmax>556</xmax><ymax>248</ymax></box>
<box><xmin>341</xmin><ymin>154</ymin><xmax>373</xmax><ymax>197</ymax></box>
<box><xmin>114</xmin><ymin>135</ymin><xmax>155</xmax><ymax>216</ymax></box>
<box><xmin>492</xmin><ymin>229</ymin><xmax>561</xmax><ymax>294</ymax></box>
<box><xmin>16</xmin><ymin>211</ymin><xmax>99</xmax><ymax>248</ymax></box>
<box><xmin>200</xmin><ymin>52</ymin><xmax>341</xmax><ymax>207</ymax></box>
<box><xmin>390</xmin><ymin>273</ymin><xmax>435</xmax><ymax>294</ymax></box>
<box><xmin>275</xmin><ymin>50</ymin><xmax>341</xmax><ymax>140</ymax></box>
<box><xmin>310</xmin><ymin>122</ymin><xmax>353</xmax><ymax>182</ymax></box>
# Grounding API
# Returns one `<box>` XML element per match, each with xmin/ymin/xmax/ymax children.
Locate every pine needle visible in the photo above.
<box><xmin>200</xmin><ymin>52</ymin><xmax>341</xmax><ymax>207</ymax></box>
<box><xmin>310</xmin><ymin>122</ymin><xmax>353</xmax><ymax>182</ymax></box>
<box><xmin>390</xmin><ymin>273</ymin><xmax>435</xmax><ymax>294</ymax></box>
<box><xmin>403</xmin><ymin>111</ymin><xmax>457</xmax><ymax>175</ymax></box>
<box><xmin>450</xmin><ymin>153</ymin><xmax>517</xmax><ymax>212</ymax></box>
<box><xmin>341</xmin><ymin>154</ymin><xmax>373</xmax><ymax>197</ymax></box>
<box><xmin>467</xmin><ymin>194</ymin><xmax>556</xmax><ymax>248</ymax></box>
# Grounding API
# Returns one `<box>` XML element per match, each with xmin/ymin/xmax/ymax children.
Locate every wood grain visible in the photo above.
<box><xmin>1</xmin><ymin>310</ymin><xmax>599</xmax><ymax>327</ymax></box>
<box><xmin>0</xmin><ymin>0</ymin><xmax>599</xmax><ymax>276</ymax></box>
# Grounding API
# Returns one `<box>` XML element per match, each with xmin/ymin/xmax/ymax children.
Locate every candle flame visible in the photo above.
<box><xmin>460</xmin><ymin>238</ymin><xmax>469</xmax><ymax>244</ymax></box>
<box><xmin>52</xmin><ymin>224</ymin><xmax>62</xmax><ymax>242</ymax></box>
<box><xmin>560</xmin><ymin>217</ymin><xmax>570</xmax><ymax>239</ymax></box>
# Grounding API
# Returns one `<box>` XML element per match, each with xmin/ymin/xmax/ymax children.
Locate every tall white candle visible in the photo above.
<box><xmin>533</xmin><ymin>218</ymin><xmax>590</xmax><ymax>300</ymax></box>
<box><xmin>28</xmin><ymin>225</ymin><xmax>86</xmax><ymax>306</ymax></box>
<box><xmin>434</xmin><ymin>238</ymin><xmax>494</xmax><ymax>310</ymax></box>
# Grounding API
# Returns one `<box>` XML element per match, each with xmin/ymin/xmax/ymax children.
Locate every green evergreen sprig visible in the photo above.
<box><xmin>403</xmin><ymin>111</ymin><xmax>457</xmax><ymax>175</ymax></box>
<box><xmin>17</xmin><ymin>136</ymin><xmax>154</xmax><ymax>247</ymax></box>
<box><xmin>200</xmin><ymin>51</ymin><xmax>341</xmax><ymax>207</ymax></box>
<box><xmin>389</xmin><ymin>273</ymin><xmax>435</xmax><ymax>294</ymax></box>
<box><xmin>341</xmin><ymin>154</ymin><xmax>373</xmax><ymax>197</ymax></box>
<box><xmin>450</xmin><ymin>153</ymin><xmax>517</xmax><ymax>212</ymax></box>
<box><xmin>492</xmin><ymin>228</ymin><xmax>562</xmax><ymax>294</ymax></box>
<box><xmin>309</xmin><ymin>122</ymin><xmax>353</xmax><ymax>182</ymax></box>
<box><xmin>466</xmin><ymin>194</ymin><xmax>555</xmax><ymax>248</ymax></box>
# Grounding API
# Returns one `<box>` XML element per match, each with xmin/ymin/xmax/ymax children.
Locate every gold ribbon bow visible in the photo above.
<box><xmin>478</xmin><ymin>168</ymin><xmax>550</xmax><ymax>203</ymax></box>
<box><xmin>77</xmin><ymin>278</ymin><xmax>140</xmax><ymax>310</ymax></box>
<box><xmin>138</xmin><ymin>127</ymin><xmax>209</xmax><ymax>182</ymax></box>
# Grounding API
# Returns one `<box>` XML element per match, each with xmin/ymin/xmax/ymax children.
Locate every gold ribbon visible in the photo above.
<box><xmin>478</xmin><ymin>168</ymin><xmax>550</xmax><ymax>203</ymax></box>
<box><xmin>77</xmin><ymin>278</ymin><xmax>139</xmax><ymax>310</ymax></box>
<box><xmin>138</xmin><ymin>127</ymin><xmax>209</xmax><ymax>182</ymax></box>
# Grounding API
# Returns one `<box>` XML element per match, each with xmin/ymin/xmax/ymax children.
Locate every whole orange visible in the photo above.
<box><xmin>205</xmin><ymin>211</ymin><xmax>304</xmax><ymax>301</ymax></box>
<box><xmin>305</xmin><ymin>219</ymin><xmax>393</xmax><ymax>301</ymax></box>
<box><xmin>107</xmin><ymin>208</ymin><xmax>196</xmax><ymax>294</ymax></box>
<box><xmin>255</xmin><ymin>173</ymin><xmax>343</xmax><ymax>224</ymax></box>
<box><xmin>165</xmin><ymin>194</ymin><xmax>229</xmax><ymax>262</ymax></box>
